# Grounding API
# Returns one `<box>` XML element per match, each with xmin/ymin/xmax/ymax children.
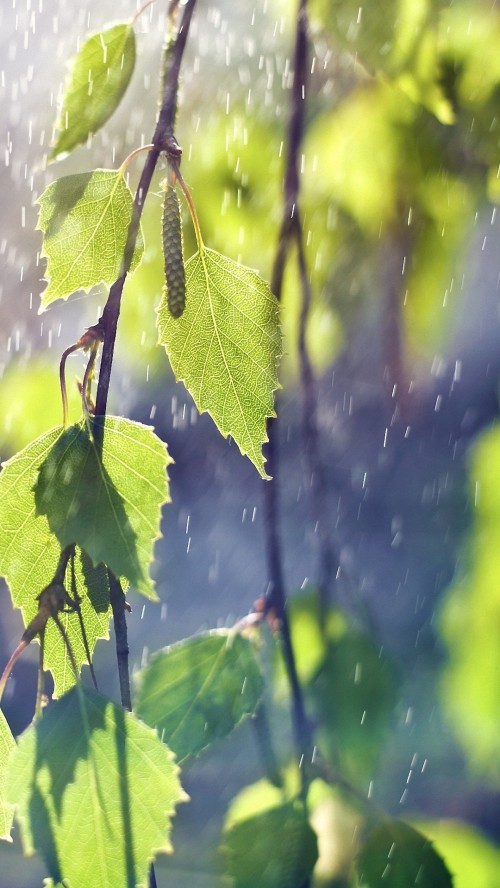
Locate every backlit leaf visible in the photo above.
<box><xmin>7</xmin><ymin>685</ymin><xmax>186</xmax><ymax>888</ymax></box>
<box><xmin>222</xmin><ymin>801</ymin><xmax>317</xmax><ymax>888</ymax></box>
<box><xmin>0</xmin><ymin>428</ymin><xmax>111</xmax><ymax>697</ymax></box>
<box><xmin>35</xmin><ymin>417</ymin><xmax>171</xmax><ymax>600</ymax></box>
<box><xmin>356</xmin><ymin>820</ymin><xmax>453</xmax><ymax>888</ymax></box>
<box><xmin>440</xmin><ymin>424</ymin><xmax>500</xmax><ymax>777</ymax></box>
<box><xmin>135</xmin><ymin>630</ymin><xmax>264</xmax><ymax>761</ymax></box>
<box><xmin>0</xmin><ymin>710</ymin><xmax>15</xmax><ymax>841</ymax></box>
<box><xmin>157</xmin><ymin>246</ymin><xmax>281</xmax><ymax>479</ymax></box>
<box><xmin>50</xmin><ymin>23</ymin><xmax>136</xmax><ymax>160</ymax></box>
<box><xmin>37</xmin><ymin>170</ymin><xmax>143</xmax><ymax>310</ymax></box>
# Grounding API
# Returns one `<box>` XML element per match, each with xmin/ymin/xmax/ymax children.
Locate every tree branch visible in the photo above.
<box><xmin>263</xmin><ymin>0</ymin><xmax>315</xmax><ymax>799</ymax></box>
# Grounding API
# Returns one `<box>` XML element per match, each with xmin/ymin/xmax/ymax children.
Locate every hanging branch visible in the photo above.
<box><xmin>263</xmin><ymin>0</ymin><xmax>315</xmax><ymax>798</ymax></box>
<box><xmin>94</xmin><ymin>0</ymin><xmax>197</xmax><ymax>420</ymax></box>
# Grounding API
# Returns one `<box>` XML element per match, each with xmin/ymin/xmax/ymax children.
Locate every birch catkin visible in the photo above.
<box><xmin>162</xmin><ymin>182</ymin><xmax>186</xmax><ymax>317</ymax></box>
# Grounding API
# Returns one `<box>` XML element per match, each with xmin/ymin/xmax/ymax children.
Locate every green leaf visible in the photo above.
<box><xmin>135</xmin><ymin>630</ymin><xmax>264</xmax><ymax>761</ymax></box>
<box><xmin>309</xmin><ymin>630</ymin><xmax>398</xmax><ymax>781</ymax></box>
<box><xmin>7</xmin><ymin>685</ymin><xmax>187</xmax><ymax>888</ymax></box>
<box><xmin>0</xmin><ymin>428</ymin><xmax>111</xmax><ymax>696</ymax></box>
<box><xmin>50</xmin><ymin>23</ymin><xmax>136</xmax><ymax>160</ymax></box>
<box><xmin>37</xmin><ymin>170</ymin><xmax>143</xmax><ymax>310</ymax></box>
<box><xmin>35</xmin><ymin>417</ymin><xmax>171</xmax><ymax>600</ymax></box>
<box><xmin>221</xmin><ymin>801</ymin><xmax>318</xmax><ymax>888</ymax></box>
<box><xmin>0</xmin><ymin>710</ymin><xmax>15</xmax><ymax>841</ymax></box>
<box><xmin>412</xmin><ymin>818</ymin><xmax>500</xmax><ymax>888</ymax></box>
<box><xmin>157</xmin><ymin>246</ymin><xmax>281</xmax><ymax>479</ymax></box>
<box><xmin>439</xmin><ymin>424</ymin><xmax>500</xmax><ymax>777</ymax></box>
<box><xmin>356</xmin><ymin>820</ymin><xmax>453</xmax><ymax>887</ymax></box>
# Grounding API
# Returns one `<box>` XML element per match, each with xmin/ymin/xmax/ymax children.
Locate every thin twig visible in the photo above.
<box><xmin>263</xmin><ymin>0</ymin><xmax>315</xmax><ymax>799</ymax></box>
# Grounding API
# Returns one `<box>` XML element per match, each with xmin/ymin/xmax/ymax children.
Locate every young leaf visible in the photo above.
<box><xmin>37</xmin><ymin>170</ymin><xmax>143</xmax><ymax>310</ymax></box>
<box><xmin>135</xmin><ymin>630</ymin><xmax>264</xmax><ymax>761</ymax></box>
<box><xmin>7</xmin><ymin>685</ymin><xmax>187</xmax><ymax>888</ymax></box>
<box><xmin>157</xmin><ymin>247</ymin><xmax>281</xmax><ymax>479</ymax></box>
<box><xmin>50</xmin><ymin>23</ymin><xmax>136</xmax><ymax>160</ymax></box>
<box><xmin>0</xmin><ymin>428</ymin><xmax>111</xmax><ymax>697</ymax></box>
<box><xmin>35</xmin><ymin>417</ymin><xmax>171</xmax><ymax>600</ymax></box>
<box><xmin>221</xmin><ymin>801</ymin><xmax>318</xmax><ymax>888</ymax></box>
<box><xmin>0</xmin><ymin>710</ymin><xmax>15</xmax><ymax>841</ymax></box>
<box><xmin>356</xmin><ymin>820</ymin><xmax>453</xmax><ymax>888</ymax></box>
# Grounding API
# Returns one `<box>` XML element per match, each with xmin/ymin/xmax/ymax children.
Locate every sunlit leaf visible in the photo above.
<box><xmin>412</xmin><ymin>818</ymin><xmax>500</xmax><ymax>888</ymax></box>
<box><xmin>37</xmin><ymin>170</ymin><xmax>143</xmax><ymax>310</ymax></box>
<box><xmin>7</xmin><ymin>685</ymin><xmax>187</xmax><ymax>888</ymax></box>
<box><xmin>440</xmin><ymin>424</ymin><xmax>500</xmax><ymax>778</ymax></box>
<box><xmin>135</xmin><ymin>630</ymin><xmax>264</xmax><ymax>761</ymax></box>
<box><xmin>0</xmin><ymin>428</ymin><xmax>111</xmax><ymax>697</ymax></box>
<box><xmin>356</xmin><ymin>819</ymin><xmax>453</xmax><ymax>888</ymax></box>
<box><xmin>50</xmin><ymin>23</ymin><xmax>136</xmax><ymax>160</ymax></box>
<box><xmin>221</xmin><ymin>801</ymin><xmax>317</xmax><ymax>888</ymax></box>
<box><xmin>35</xmin><ymin>417</ymin><xmax>171</xmax><ymax>600</ymax></box>
<box><xmin>0</xmin><ymin>710</ymin><xmax>15</xmax><ymax>841</ymax></box>
<box><xmin>157</xmin><ymin>246</ymin><xmax>281</xmax><ymax>479</ymax></box>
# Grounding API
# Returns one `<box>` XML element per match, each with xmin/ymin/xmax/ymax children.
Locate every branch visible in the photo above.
<box><xmin>94</xmin><ymin>0</ymin><xmax>197</xmax><ymax>419</ymax></box>
<box><xmin>263</xmin><ymin>0</ymin><xmax>315</xmax><ymax>798</ymax></box>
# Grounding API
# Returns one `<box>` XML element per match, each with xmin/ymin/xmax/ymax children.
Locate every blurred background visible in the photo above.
<box><xmin>1</xmin><ymin>0</ymin><xmax>499</xmax><ymax>885</ymax></box>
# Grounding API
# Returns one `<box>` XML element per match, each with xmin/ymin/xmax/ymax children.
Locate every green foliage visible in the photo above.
<box><xmin>356</xmin><ymin>819</ymin><xmax>453</xmax><ymax>888</ymax></box>
<box><xmin>412</xmin><ymin>819</ymin><xmax>500</xmax><ymax>888</ymax></box>
<box><xmin>439</xmin><ymin>424</ymin><xmax>500</xmax><ymax>778</ymax></box>
<box><xmin>222</xmin><ymin>801</ymin><xmax>318</xmax><ymax>888</ymax></box>
<box><xmin>0</xmin><ymin>711</ymin><xmax>15</xmax><ymax>841</ymax></box>
<box><xmin>135</xmin><ymin>630</ymin><xmax>264</xmax><ymax>761</ymax></box>
<box><xmin>310</xmin><ymin>630</ymin><xmax>399</xmax><ymax>781</ymax></box>
<box><xmin>50</xmin><ymin>23</ymin><xmax>136</xmax><ymax>160</ymax></box>
<box><xmin>0</xmin><ymin>428</ymin><xmax>111</xmax><ymax>695</ymax></box>
<box><xmin>0</xmin><ymin>360</ymin><xmax>81</xmax><ymax>455</ymax></box>
<box><xmin>157</xmin><ymin>246</ymin><xmax>281</xmax><ymax>478</ymax></box>
<box><xmin>37</xmin><ymin>170</ymin><xmax>143</xmax><ymax>309</ymax></box>
<box><xmin>7</xmin><ymin>685</ymin><xmax>186</xmax><ymax>888</ymax></box>
<box><xmin>35</xmin><ymin>417</ymin><xmax>171</xmax><ymax>600</ymax></box>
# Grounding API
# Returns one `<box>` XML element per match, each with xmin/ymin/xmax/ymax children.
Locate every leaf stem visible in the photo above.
<box><xmin>132</xmin><ymin>0</ymin><xmax>157</xmax><ymax>24</ymax></box>
<box><xmin>118</xmin><ymin>144</ymin><xmax>155</xmax><ymax>176</ymax></box>
<box><xmin>60</xmin><ymin>342</ymin><xmax>80</xmax><ymax>428</ymax></box>
<box><xmin>172</xmin><ymin>164</ymin><xmax>204</xmax><ymax>251</ymax></box>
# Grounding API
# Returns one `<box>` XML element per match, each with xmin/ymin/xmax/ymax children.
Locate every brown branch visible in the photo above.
<box><xmin>263</xmin><ymin>0</ymin><xmax>315</xmax><ymax>801</ymax></box>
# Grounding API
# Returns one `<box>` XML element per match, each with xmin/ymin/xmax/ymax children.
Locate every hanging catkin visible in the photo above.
<box><xmin>162</xmin><ymin>182</ymin><xmax>186</xmax><ymax>317</ymax></box>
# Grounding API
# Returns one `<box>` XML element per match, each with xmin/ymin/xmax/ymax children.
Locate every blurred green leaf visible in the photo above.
<box><xmin>50</xmin><ymin>23</ymin><xmax>136</xmax><ymax>160</ymax></box>
<box><xmin>309</xmin><ymin>630</ymin><xmax>398</xmax><ymax>780</ymax></box>
<box><xmin>0</xmin><ymin>360</ymin><xmax>80</xmax><ymax>455</ymax></box>
<box><xmin>135</xmin><ymin>630</ymin><xmax>264</xmax><ymax>761</ymax></box>
<box><xmin>440</xmin><ymin>424</ymin><xmax>500</xmax><ymax>778</ymax></box>
<box><xmin>412</xmin><ymin>819</ymin><xmax>500</xmax><ymax>888</ymax></box>
<box><xmin>37</xmin><ymin>170</ymin><xmax>143</xmax><ymax>309</ymax></box>
<box><xmin>35</xmin><ymin>417</ymin><xmax>171</xmax><ymax>600</ymax></box>
<box><xmin>8</xmin><ymin>685</ymin><xmax>186</xmax><ymax>888</ymax></box>
<box><xmin>0</xmin><ymin>429</ymin><xmax>111</xmax><ymax>697</ymax></box>
<box><xmin>356</xmin><ymin>819</ymin><xmax>452</xmax><ymax>888</ymax></box>
<box><xmin>222</xmin><ymin>801</ymin><xmax>317</xmax><ymax>888</ymax></box>
<box><xmin>0</xmin><ymin>711</ymin><xmax>15</xmax><ymax>841</ymax></box>
<box><xmin>157</xmin><ymin>246</ymin><xmax>281</xmax><ymax>478</ymax></box>
<box><xmin>274</xmin><ymin>591</ymin><xmax>347</xmax><ymax>691</ymax></box>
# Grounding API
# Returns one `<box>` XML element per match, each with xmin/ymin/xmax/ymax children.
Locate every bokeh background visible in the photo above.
<box><xmin>1</xmin><ymin>0</ymin><xmax>500</xmax><ymax>885</ymax></box>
